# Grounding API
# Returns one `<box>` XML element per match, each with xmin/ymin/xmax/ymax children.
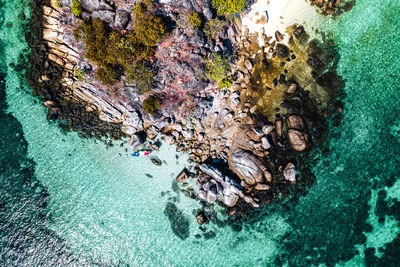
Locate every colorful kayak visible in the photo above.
<box><xmin>130</xmin><ymin>149</ymin><xmax>153</xmax><ymax>157</ymax></box>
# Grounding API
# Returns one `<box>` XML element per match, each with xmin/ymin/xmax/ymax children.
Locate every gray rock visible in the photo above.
<box><xmin>164</xmin><ymin>134</ymin><xmax>175</xmax><ymax>144</ymax></box>
<box><xmin>203</xmin><ymin>7</ymin><xmax>213</xmax><ymax>20</ymax></box>
<box><xmin>153</xmin><ymin>119</ymin><xmax>171</xmax><ymax>131</ymax></box>
<box><xmin>262</xmin><ymin>124</ymin><xmax>274</xmax><ymax>135</ymax></box>
<box><xmin>113</xmin><ymin>10</ymin><xmax>130</xmax><ymax>30</ymax></box>
<box><xmin>123</xmin><ymin>111</ymin><xmax>143</xmax><ymax>133</ymax></box>
<box><xmin>283</xmin><ymin>162</ymin><xmax>296</xmax><ymax>183</ymax></box>
<box><xmin>172</xmin><ymin>123</ymin><xmax>183</xmax><ymax>132</ymax></box>
<box><xmin>91</xmin><ymin>10</ymin><xmax>115</xmax><ymax>24</ymax></box>
<box><xmin>147</xmin><ymin>125</ymin><xmax>160</xmax><ymax>139</ymax></box>
<box><xmin>229</xmin><ymin>149</ymin><xmax>270</xmax><ymax>185</ymax></box>
<box><xmin>198</xmin><ymin>164</ymin><xmax>243</xmax><ymax>207</ymax></box>
<box><xmin>182</xmin><ymin>129</ymin><xmax>194</xmax><ymax>139</ymax></box>
<box><xmin>80</xmin><ymin>0</ymin><xmax>113</xmax><ymax>12</ymax></box>
<box><xmin>198</xmin><ymin>132</ymin><xmax>205</xmax><ymax>141</ymax></box>
<box><xmin>128</xmin><ymin>134</ymin><xmax>143</xmax><ymax>150</ymax></box>
<box><xmin>261</xmin><ymin>137</ymin><xmax>271</xmax><ymax>150</ymax></box>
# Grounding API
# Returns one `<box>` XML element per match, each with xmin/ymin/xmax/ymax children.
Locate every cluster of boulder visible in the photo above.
<box><xmin>29</xmin><ymin>0</ymin><xmax>345</xmax><ymax>222</ymax></box>
<box><xmin>309</xmin><ymin>0</ymin><xmax>355</xmax><ymax>15</ymax></box>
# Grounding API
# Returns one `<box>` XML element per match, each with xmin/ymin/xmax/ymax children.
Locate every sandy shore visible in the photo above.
<box><xmin>241</xmin><ymin>0</ymin><xmax>323</xmax><ymax>45</ymax></box>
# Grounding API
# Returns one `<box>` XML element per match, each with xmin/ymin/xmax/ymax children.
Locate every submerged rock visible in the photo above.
<box><xmin>196</xmin><ymin>211</ymin><xmax>208</xmax><ymax>225</ymax></box>
<box><xmin>164</xmin><ymin>202</ymin><xmax>189</xmax><ymax>240</ymax></box>
<box><xmin>150</xmin><ymin>156</ymin><xmax>162</xmax><ymax>166</ymax></box>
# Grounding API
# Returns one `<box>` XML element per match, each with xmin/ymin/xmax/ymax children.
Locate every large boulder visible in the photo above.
<box><xmin>229</xmin><ymin>149</ymin><xmax>271</xmax><ymax>185</ymax></box>
<box><xmin>197</xmin><ymin>164</ymin><xmax>243</xmax><ymax>207</ymax></box>
<box><xmin>122</xmin><ymin>111</ymin><xmax>143</xmax><ymax>135</ymax></box>
<box><xmin>288</xmin><ymin>129</ymin><xmax>308</xmax><ymax>151</ymax></box>
<box><xmin>287</xmin><ymin>115</ymin><xmax>305</xmax><ymax>130</ymax></box>
<box><xmin>128</xmin><ymin>133</ymin><xmax>143</xmax><ymax>150</ymax></box>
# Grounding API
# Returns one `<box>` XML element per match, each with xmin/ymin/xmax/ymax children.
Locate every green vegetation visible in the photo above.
<box><xmin>188</xmin><ymin>12</ymin><xmax>202</xmax><ymax>30</ymax></box>
<box><xmin>133</xmin><ymin>0</ymin><xmax>166</xmax><ymax>46</ymax></box>
<box><xmin>55</xmin><ymin>0</ymin><xmax>61</xmax><ymax>8</ymax></box>
<box><xmin>73</xmin><ymin>0</ymin><xmax>165</xmax><ymax>88</ymax></box>
<box><xmin>74</xmin><ymin>68</ymin><xmax>89</xmax><ymax>82</ymax></box>
<box><xmin>205</xmin><ymin>52</ymin><xmax>232</xmax><ymax>89</ymax></box>
<box><xmin>143</xmin><ymin>95</ymin><xmax>162</xmax><ymax>115</ymax></box>
<box><xmin>71</xmin><ymin>0</ymin><xmax>82</xmax><ymax>17</ymax></box>
<box><xmin>96</xmin><ymin>65</ymin><xmax>123</xmax><ymax>85</ymax></box>
<box><xmin>125</xmin><ymin>62</ymin><xmax>155</xmax><ymax>94</ymax></box>
<box><xmin>177</xmin><ymin>11</ymin><xmax>202</xmax><ymax>36</ymax></box>
<box><xmin>204</xmin><ymin>19</ymin><xmax>226</xmax><ymax>39</ymax></box>
<box><xmin>211</xmin><ymin>0</ymin><xmax>246</xmax><ymax>15</ymax></box>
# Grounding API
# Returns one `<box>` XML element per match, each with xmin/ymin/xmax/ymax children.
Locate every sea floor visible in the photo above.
<box><xmin>1</xmin><ymin>0</ymin><xmax>400</xmax><ymax>266</ymax></box>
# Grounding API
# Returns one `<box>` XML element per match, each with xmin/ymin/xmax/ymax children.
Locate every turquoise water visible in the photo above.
<box><xmin>1</xmin><ymin>0</ymin><xmax>400</xmax><ymax>266</ymax></box>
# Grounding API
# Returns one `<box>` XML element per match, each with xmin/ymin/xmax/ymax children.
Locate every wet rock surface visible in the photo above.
<box><xmin>164</xmin><ymin>202</ymin><xmax>190</xmax><ymax>240</ymax></box>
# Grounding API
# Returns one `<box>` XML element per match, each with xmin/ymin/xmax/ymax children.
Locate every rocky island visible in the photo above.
<box><xmin>25</xmin><ymin>0</ymin><xmax>353</xmax><ymax>223</ymax></box>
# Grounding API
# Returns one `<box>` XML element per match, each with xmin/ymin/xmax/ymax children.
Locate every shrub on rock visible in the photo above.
<box><xmin>71</xmin><ymin>0</ymin><xmax>82</xmax><ymax>17</ymax></box>
<box><xmin>143</xmin><ymin>95</ymin><xmax>162</xmax><ymax>115</ymax></box>
<box><xmin>133</xmin><ymin>0</ymin><xmax>166</xmax><ymax>46</ymax></box>
<box><xmin>96</xmin><ymin>65</ymin><xmax>123</xmax><ymax>85</ymax></box>
<box><xmin>125</xmin><ymin>61</ymin><xmax>155</xmax><ymax>94</ymax></box>
<box><xmin>188</xmin><ymin>12</ymin><xmax>202</xmax><ymax>30</ymax></box>
<box><xmin>73</xmin><ymin>0</ymin><xmax>166</xmax><ymax>88</ymax></box>
<box><xmin>204</xmin><ymin>19</ymin><xmax>226</xmax><ymax>39</ymax></box>
<box><xmin>211</xmin><ymin>0</ymin><xmax>246</xmax><ymax>15</ymax></box>
<box><xmin>205</xmin><ymin>52</ymin><xmax>232</xmax><ymax>89</ymax></box>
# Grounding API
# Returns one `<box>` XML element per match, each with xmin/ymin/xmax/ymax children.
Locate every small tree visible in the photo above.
<box><xmin>143</xmin><ymin>95</ymin><xmax>162</xmax><ymax>115</ymax></box>
<box><xmin>211</xmin><ymin>0</ymin><xmax>246</xmax><ymax>15</ymax></box>
<box><xmin>133</xmin><ymin>0</ymin><xmax>166</xmax><ymax>46</ymax></box>
<box><xmin>203</xmin><ymin>19</ymin><xmax>226</xmax><ymax>39</ymax></box>
<box><xmin>188</xmin><ymin>12</ymin><xmax>202</xmax><ymax>30</ymax></box>
<box><xmin>71</xmin><ymin>0</ymin><xmax>82</xmax><ymax>17</ymax></box>
<box><xmin>205</xmin><ymin>52</ymin><xmax>232</xmax><ymax>89</ymax></box>
<box><xmin>125</xmin><ymin>61</ymin><xmax>155</xmax><ymax>94</ymax></box>
<box><xmin>96</xmin><ymin>65</ymin><xmax>123</xmax><ymax>85</ymax></box>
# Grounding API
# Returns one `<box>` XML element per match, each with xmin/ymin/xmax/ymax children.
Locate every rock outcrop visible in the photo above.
<box><xmin>28</xmin><ymin>0</ymin><xmax>344</xmax><ymax>217</ymax></box>
<box><xmin>197</xmin><ymin>164</ymin><xmax>243</xmax><ymax>207</ymax></box>
<box><xmin>229</xmin><ymin>149</ymin><xmax>271</xmax><ymax>185</ymax></box>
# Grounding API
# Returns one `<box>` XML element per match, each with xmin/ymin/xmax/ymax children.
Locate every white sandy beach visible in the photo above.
<box><xmin>241</xmin><ymin>0</ymin><xmax>324</xmax><ymax>45</ymax></box>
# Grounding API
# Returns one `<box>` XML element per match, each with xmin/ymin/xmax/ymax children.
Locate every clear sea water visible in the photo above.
<box><xmin>1</xmin><ymin>0</ymin><xmax>399</xmax><ymax>266</ymax></box>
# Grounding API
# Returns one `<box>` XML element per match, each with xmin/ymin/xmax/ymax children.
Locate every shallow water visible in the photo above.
<box><xmin>1</xmin><ymin>0</ymin><xmax>399</xmax><ymax>266</ymax></box>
